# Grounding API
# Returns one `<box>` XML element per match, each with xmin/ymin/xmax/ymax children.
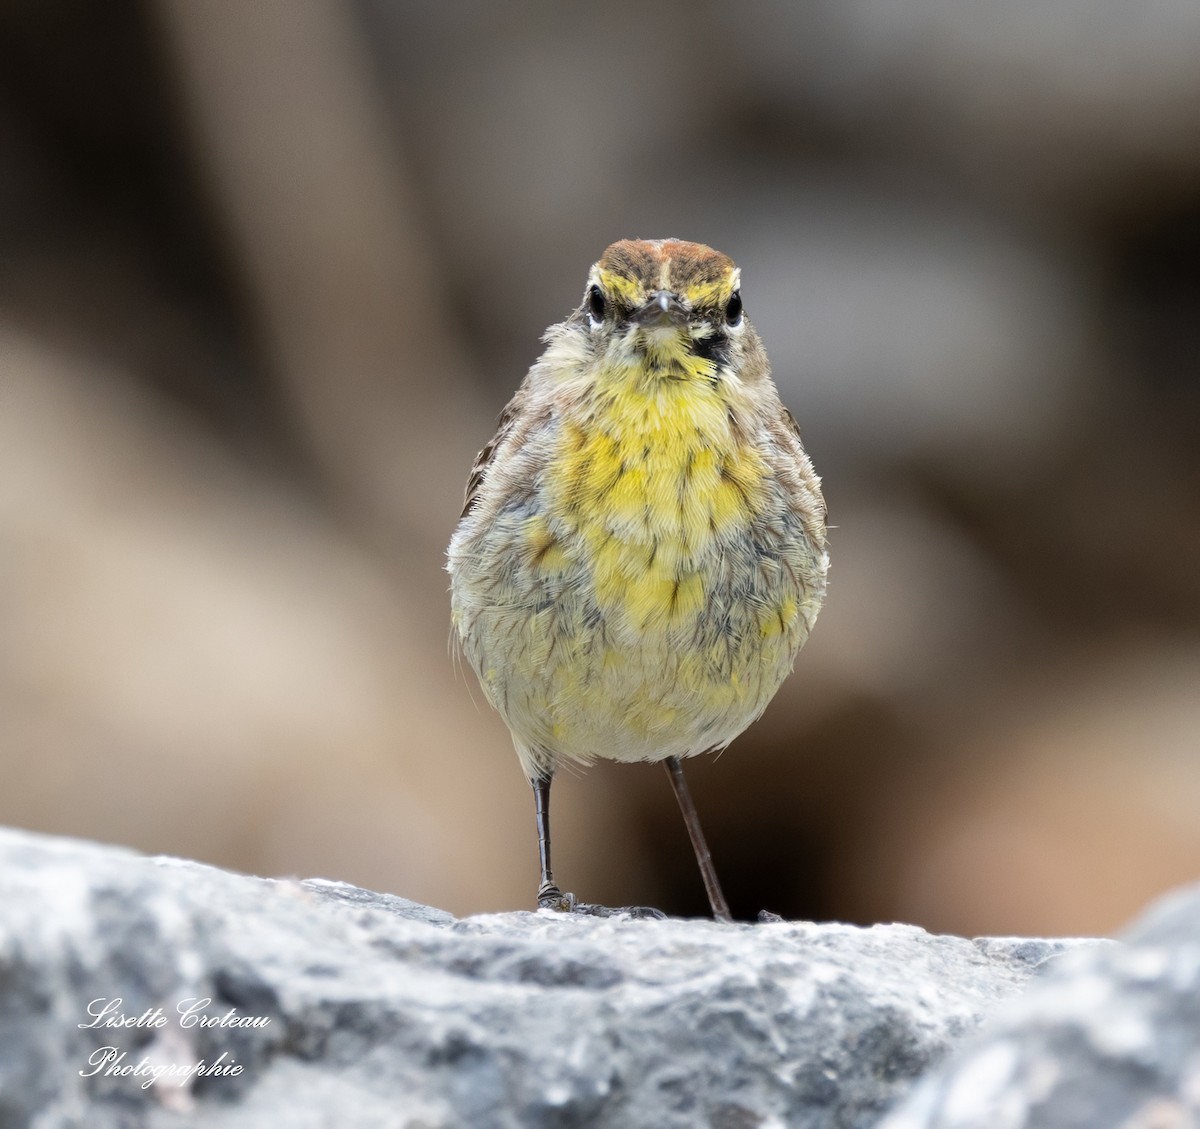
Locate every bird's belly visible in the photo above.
<box><xmin>451</xmin><ymin>393</ymin><xmax>823</xmax><ymax>772</ymax></box>
<box><xmin>509</xmin><ymin>599</ymin><xmax>802</xmax><ymax>765</ymax></box>
<box><xmin>464</xmin><ymin>499</ymin><xmax>817</xmax><ymax>768</ymax></box>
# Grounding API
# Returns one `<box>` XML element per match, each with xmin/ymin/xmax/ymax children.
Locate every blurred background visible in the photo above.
<box><xmin>2</xmin><ymin>0</ymin><xmax>1198</xmax><ymax>937</ymax></box>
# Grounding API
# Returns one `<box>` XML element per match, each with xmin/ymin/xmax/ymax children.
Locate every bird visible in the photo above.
<box><xmin>447</xmin><ymin>238</ymin><xmax>828</xmax><ymax>921</ymax></box>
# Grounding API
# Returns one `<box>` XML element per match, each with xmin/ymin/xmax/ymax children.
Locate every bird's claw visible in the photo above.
<box><xmin>536</xmin><ymin>883</ymin><xmax>577</xmax><ymax>913</ymax></box>
<box><xmin>577</xmin><ymin>903</ymin><xmax>667</xmax><ymax>920</ymax></box>
<box><xmin>537</xmin><ymin>884</ymin><xmax>666</xmax><ymax>919</ymax></box>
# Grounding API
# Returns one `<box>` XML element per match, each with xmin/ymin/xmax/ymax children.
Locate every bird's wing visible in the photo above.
<box><xmin>778</xmin><ymin>403</ymin><xmax>829</xmax><ymax>529</ymax></box>
<box><xmin>460</xmin><ymin>386</ymin><xmax>527</xmax><ymax>519</ymax></box>
<box><xmin>781</xmin><ymin>405</ymin><xmax>804</xmax><ymax>445</ymax></box>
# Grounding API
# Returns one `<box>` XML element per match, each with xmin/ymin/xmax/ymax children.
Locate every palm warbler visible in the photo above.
<box><xmin>448</xmin><ymin>238</ymin><xmax>828</xmax><ymax>921</ymax></box>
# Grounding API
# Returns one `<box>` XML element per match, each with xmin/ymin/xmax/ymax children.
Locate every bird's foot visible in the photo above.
<box><xmin>536</xmin><ymin>883</ymin><xmax>666</xmax><ymax>919</ymax></box>
<box><xmin>576</xmin><ymin>903</ymin><xmax>668</xmax><ymax>920</ymax></box>
<box><xmin>536</xmin><ymin>883</ymin><xmax>577</xmax><ymax>912</ymax></box>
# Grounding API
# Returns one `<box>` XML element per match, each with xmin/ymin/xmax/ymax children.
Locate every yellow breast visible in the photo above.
<box><xmin>543</xmin><ymin>368</ymin><xmax>768</xmax><ymax>635</ymax></box>
<box><xmin>453</xmin><ymin>357</ymin><xmax>819</xmax><ymax>770</ymax></box>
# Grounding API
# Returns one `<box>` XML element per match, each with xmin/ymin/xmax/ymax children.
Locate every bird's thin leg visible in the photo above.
<box><xmin>532</xmin><ymin>773</ymin><xmax>571</xmax><ymax>908</ymax></box>
<box><xmin>664</xmin><ymin>756</ymin><xmax>733</xmax><ymax>923</ymax></box>
<box><xmin>530</xmin><ymin>772</ymin><xmax>664</xmax><ymax>919</ymax></box>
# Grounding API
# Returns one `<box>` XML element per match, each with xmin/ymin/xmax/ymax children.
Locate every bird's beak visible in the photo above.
<box><xmin>634</xmin><ymin>290</ymin><xmax>687</xmax><ymax>327</ymax></box>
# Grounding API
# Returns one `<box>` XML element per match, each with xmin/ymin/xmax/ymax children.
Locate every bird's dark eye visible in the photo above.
<box><xmin>725</xmin><ymin>291</ymin><xmax>743</xmax><ymax>326</ymax></box>
<box><xmin>587</xmin><ymin>285</ymin><xmax>606</xmax><ymax>323</ymax></box>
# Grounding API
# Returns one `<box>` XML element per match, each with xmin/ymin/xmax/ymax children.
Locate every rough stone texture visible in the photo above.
<box><xmin>879</xmin><ymin>885</ymin><xmax>1200</xmax><ymax>1129</ymax></box>
<box><xmin>0</xmin><ymin>827</ymin><xmax>1090</xmax><ymax>1129</ymax></box>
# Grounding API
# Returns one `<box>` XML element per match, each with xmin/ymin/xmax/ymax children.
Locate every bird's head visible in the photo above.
<box><xmin>576</xmin><ymin>238</ymin><xmax>761</xmax><ymax>385</ymax></box>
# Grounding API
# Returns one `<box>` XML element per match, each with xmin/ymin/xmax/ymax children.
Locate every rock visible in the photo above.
<box><xmin>878</xmin><ymin>884</ymin><xmax>1200</xmax><ymax>1129</ymax></box>
<box><xmin>0</xmin><ymin>827</ymin><xmax>1091</xmax><ymax>1128</ymax></box>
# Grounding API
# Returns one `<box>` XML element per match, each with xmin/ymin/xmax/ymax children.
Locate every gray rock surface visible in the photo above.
<box><xmin>879</xmin><ymin>886</ymin><xmax>1200</xmax><ymax>1129</ymax></box>
<box><xmin>0</xmin><ymin>827</ymin><xmax>1092</xmax><ymax>1129</ymax></box>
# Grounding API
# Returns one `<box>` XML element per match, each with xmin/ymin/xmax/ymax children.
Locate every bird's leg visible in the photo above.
<box><xmin>664</xmin><ymin>756</ymin><xmax>733</xmax><ymax>923</ymax></box>
<box><xmin>530</xmin><ymin>772</ymin><xmax>665</xmax><ymax>919</ymax></box>
<box><xmin>532</xmin><ymin>773</ymin><xmax>574</xmax><ymax>910</ymax></box>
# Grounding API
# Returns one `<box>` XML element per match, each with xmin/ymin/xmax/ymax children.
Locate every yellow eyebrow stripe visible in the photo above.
<box><xmin>682</xmin><ymin>278</ymin><xmax>733</xmax><ymax>307</ymax></box>
<box><xmin>597</xmin><ymin>263</ymin><xmax>739</xmax><ymax>311</ymax></box>
<box><xmin>596</xmin><ymin>269</ymin><xmax>643</xmax><ymax>305</ymax></box>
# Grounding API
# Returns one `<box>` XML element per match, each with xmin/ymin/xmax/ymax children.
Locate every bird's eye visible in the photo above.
<box><xmin>725</xmin><ymin>291</ymin><xmax>743</xmax><ymax>327</ymax></box>
<box><xmin>587</xmin><ymin>285</ymin><xmax>606</xmax><ymax>325</ymax></box>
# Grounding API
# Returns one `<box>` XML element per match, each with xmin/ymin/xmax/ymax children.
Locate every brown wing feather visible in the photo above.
<box><xmin>781</xmin><ymin>406</ymin><xmax>803</xmax><ymax>444</ymax></box>
<box><xmin>461</xmin><ymin>389</ymin><xmax>525</xmax><ymax>519</ymax></box>
<box><xmin>778</xmin><ymin>404</ymin><xmax>828</xmax><ymax>528</ymax></box>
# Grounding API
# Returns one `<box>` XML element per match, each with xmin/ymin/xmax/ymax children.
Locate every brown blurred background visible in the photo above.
<box><xmin>2</xmin><ymin>0</ymin><xmax>1198</xmax><ymax>936</ymax></box>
